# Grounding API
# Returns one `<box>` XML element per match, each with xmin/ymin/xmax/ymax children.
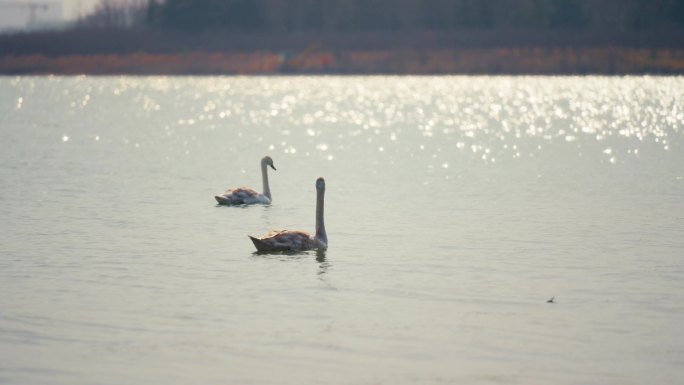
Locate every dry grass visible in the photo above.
<box><xmin>1</xmin><ymin>47</ymin><xmax>683</xmax><ymax>75</ymax></box>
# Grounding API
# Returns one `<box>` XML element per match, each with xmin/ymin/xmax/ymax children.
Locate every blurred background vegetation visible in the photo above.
<box><xmin>76</xmin><ymin>0</ymin><xmax>684</xmax><ymax>33</ymax></box>
<box><xmin>1</xmin><ymin>0</ymin><xmax>683</xmax><ymax>74</ymax></box>
<box><xmin>96</xmin><ymin>0</ymin><xmax>684</xmax><ymax>33</ymax></box>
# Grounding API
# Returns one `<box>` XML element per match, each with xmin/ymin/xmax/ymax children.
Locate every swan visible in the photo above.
<box><xmin>249</xmin><ymin>177</ymin><xmax>328</xmax><ymax>252</ymax></box>
<box><xmin>215</xmin><ymin>156</ymin><xmax>276</xmax><ymax>205</ymax></box>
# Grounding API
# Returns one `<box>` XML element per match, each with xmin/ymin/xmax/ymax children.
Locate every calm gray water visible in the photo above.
<box><xmin>1</xmin><ymin>75</ymin><xmax>683</xmax><ymax>385</ymax></box>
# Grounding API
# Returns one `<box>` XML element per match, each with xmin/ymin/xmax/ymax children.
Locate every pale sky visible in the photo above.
<box><xmin>0</xmin><ymin>0</ymin><xmax>101</xmax><ymax>30</ymax></box>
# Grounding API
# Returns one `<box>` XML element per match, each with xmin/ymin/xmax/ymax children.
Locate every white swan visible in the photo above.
<box><xmin>249</xmin><ymin>177</ymin><xmax>328</xmax><ymax>252</ymax></box>
<box><xmin>215</xmin><ymin>156</ymin><xmax>276</xmax><ymax>205</ymax></box>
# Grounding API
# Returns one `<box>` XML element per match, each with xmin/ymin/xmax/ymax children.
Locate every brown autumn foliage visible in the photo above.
<box><xmin>1</xmin><ymin>47</ymin><xmax>683</xmax><ymax>75</ymax></box>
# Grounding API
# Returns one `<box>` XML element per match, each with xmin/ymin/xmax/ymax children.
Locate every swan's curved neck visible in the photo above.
<box><xmin>315</xmin><ymin>186</ymin><xmax>327</xmax><ymax>245</ymax></box>
<box><xmin>261</xmin><ymin>161</ymin><xmax>271</xmax><ymax>200</ymax></box>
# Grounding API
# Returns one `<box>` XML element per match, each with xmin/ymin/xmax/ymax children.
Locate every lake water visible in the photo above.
<box><xmin>1</xmin><ymin>75</ymin><xmax>683</xmax><ymax>385</ymax></box>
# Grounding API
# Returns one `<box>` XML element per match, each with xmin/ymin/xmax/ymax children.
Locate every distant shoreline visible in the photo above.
<box><xmin>2</xmin><ymin>27</ymin><xmax>683</xmax><ymax>75</ymax></box>
<box><xmin>1</xmin><ymin>47</ymin><xmax>683</xmax><ymax>75</ymax></box>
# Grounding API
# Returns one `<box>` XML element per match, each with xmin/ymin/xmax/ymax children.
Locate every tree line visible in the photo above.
<box><xmin>4</xmin><ymin>0</ymin><xmax>682</xmax><ymax>59</ymax></box>
<box><xmin>82</xmin><ymin>0</ymin><xmax>684</xmax><ymax>33</ymax></box>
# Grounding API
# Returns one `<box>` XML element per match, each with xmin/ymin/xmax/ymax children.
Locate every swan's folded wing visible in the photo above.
<box><xmin>249</xmin><ymin>230</ymin><xmax>316</xmax><ymax>252</ymax></box>
<box><xmin>215</xmin><ymin>187</ymin><xmax>260</xmax><ymax>204</ymax></box>
<box><xmin>225</xmin><ymin>187</ymin><xmax>259</xmax><ymax>198</ymax></box>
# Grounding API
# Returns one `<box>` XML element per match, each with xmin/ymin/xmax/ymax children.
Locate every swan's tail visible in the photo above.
<box><xmin>249</xmin><ymin>236</ymin><xmax>270</xmax><ymax>251</ymax></box>
<box><xmin>249</xmin><ymin>235</ymin><xmax>278</xmax><ymax>252</ymax></box>
<box><xmin>215</xmin><ymin>195</ymin><xmax>231</xmax><ymax>205</ymax></box>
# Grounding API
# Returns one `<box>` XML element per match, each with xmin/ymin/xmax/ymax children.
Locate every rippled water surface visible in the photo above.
<box><xmin>1</xmin><ymin>76</ymin><xmax>683</xmax><ymax>384</ymax></box>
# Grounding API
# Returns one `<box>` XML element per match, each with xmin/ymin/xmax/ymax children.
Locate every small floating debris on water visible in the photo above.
<box><xmin>547</xmin><ymin>296</ymin><xmax>555</xmax><ymax>303</ymax></box>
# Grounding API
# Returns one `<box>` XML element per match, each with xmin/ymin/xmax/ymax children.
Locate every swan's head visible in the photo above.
<box><xmin>262</xmin><ymin>156</ymin><xmax>276</xmax><ymax>170</ymax></box>
<box><xmin>316</xmin><ymin>177</ymin><xmax>325</xmax><ymax>191</ymax></box>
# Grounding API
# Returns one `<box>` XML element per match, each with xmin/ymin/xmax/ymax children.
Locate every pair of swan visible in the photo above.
<box><xmin>215</xmin><ymin>156</ymin><xmax>327</xmax><ymax>252</ymax></box>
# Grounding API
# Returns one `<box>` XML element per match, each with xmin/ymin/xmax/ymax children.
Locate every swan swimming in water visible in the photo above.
<box><xmin>249</xmin><ymin>177</ymin><xmax>328</xmax><ymax>252</ymax></box>
<box><xmin>215</xmin><ymin>156</ymin><xmax>276</xmax><ymax>205</ymax></box>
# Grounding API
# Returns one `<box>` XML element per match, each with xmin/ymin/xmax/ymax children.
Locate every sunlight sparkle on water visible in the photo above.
<box><xmin>40</xmin><ymin>76</ymin><xmax>681</xmax><ymax>168</ymax></box>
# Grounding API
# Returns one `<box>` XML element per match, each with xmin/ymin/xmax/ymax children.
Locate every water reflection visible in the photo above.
<box><xmin>315</xmin><ymin>248</ymin><xmax>327</xmax><ymax>263</ymax></box>
<box><xmin>250</xmin><ymin>248</ymin><xmax>330</xmax><ymax>280</ymax></box>
<box><xmin>250</xmin><ymin>248</ymin><xmax>327</xmax><ymax>261</ymax></box>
